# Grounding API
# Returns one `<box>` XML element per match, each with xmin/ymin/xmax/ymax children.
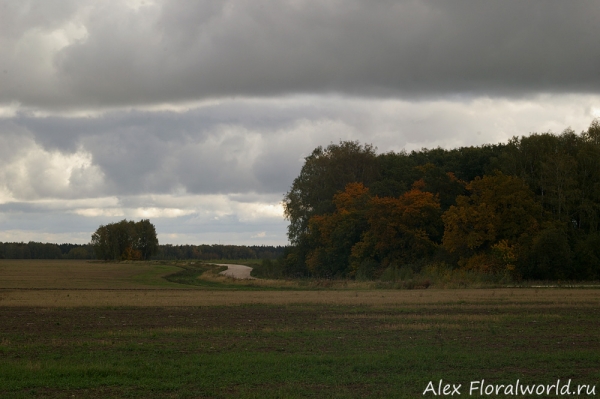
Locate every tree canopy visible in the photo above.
<box><xmin>283</xmin><ymin>119</ymin><xmax>600</xmax><ymax>280</ymax></box>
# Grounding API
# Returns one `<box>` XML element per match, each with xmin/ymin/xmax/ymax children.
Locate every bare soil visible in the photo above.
<box><xmin>1</xmin><ymin>287</ymin><xmax>599</xmax><ymax>307</ymax></box>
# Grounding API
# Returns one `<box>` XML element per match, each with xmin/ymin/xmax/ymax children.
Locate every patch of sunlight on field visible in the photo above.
<box><xmin>0</xmin><ymin>259</ymin><xmax>184</xmax><ymax>289</ymax></box>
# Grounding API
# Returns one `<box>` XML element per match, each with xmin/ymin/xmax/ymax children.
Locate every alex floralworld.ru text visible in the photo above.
<box><xmin>423</xmin><ymin>379</ymin><xmax>596</xmax><ymax>396</ymax></box>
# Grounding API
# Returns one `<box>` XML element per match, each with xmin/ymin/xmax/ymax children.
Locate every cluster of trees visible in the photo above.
<box><xmin>283</xmin><ymin>120</ymin><xmax>600</xmax><ymax>280</ymax></box>
<box><xmin>91</xmin><ymin>219</ymin><xmax>159</xmax><ymax>261</ymax></box>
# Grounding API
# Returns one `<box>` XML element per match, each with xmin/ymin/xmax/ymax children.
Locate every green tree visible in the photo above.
<box><xmin>135</xmin><ymin>219</ymin><xmax>159</xmax><ymax>260</ymax></box>
<box><xmin>282</xmin><ymin>141</ymin><xmax>378</xmax><ymax>275</ymax></box>
<box><xmin>573</xmin><ymin>120</ymin><xmax>600</xmax><ymax>233</ymax></box>
<box><xmin>415</xmin><ymin>163</ymin><xmax>467</xmax><ymax>213</ymax></box>
<box><xmin>528</xmin><ymin>227</ymin><xmax>572</xmax><ymax>280</ymax></box>
<box><xmin>574</xmin><ymin>233</ymin><xmax>600</xmax><ymax>279</ymax></box>
<box><xmin>90</xmin><ymin>225</ymin><xmax>110</xmax><ymax>260</ymax></box>
<box><xmin>283</xmin><ymin>141</ymin><xmax>378</xmax><ymax>245</ymax></box>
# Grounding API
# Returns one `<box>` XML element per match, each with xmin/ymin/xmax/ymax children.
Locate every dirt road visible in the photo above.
<box><xmin>217</xmin><ymin>264</ymin><xmax>256</xmax><ymax>280</ymax></box>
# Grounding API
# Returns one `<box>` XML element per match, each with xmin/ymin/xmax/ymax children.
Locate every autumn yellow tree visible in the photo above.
<box><xmin>442</xmin><ymin>172</ymin><xmax>541</xmax><ymax>273</ymax></box>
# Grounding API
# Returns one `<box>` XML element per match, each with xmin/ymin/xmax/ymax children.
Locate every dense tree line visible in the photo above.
<box><xmin>0</xmin><ymin>242</ymin><xmax>62</xmax><ymax>259</ymax></box>
<box><xmin>0</xmin><ymin>241</ymin><xmax>285</xmax><ymax>261</ymax></box>
<box><xmin>155</xmin><ymin>244</ymin><xmax>286</xmax><ymax>260</ymax></box>
<box><xmin>283</xmin><ymin>120</ymin><xmax>600</xmax><ymax>280</ymax></box>
<box><xmin>0</xmin><ymin>242</ymin><xmax>94</xmax><ymax>259</ymax></box>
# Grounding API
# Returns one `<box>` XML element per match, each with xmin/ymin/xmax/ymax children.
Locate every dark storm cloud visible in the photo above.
<box><xmin>2</xmin><ymin>0</ymin><xmax>599</xmax><ymax>110</ymax></box>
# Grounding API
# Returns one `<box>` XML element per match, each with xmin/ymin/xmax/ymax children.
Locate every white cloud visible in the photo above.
<box><xmin>72</xmin><ymin>208</ymin><xmax>125</xmax><ymax>218</ymax></box>
<box><xmin>0</xmin><ymin>229</ymin><xmax>93</xmax><ymax>244</ymax></box>
<box><xmin>237</xmin><ymin>203</ymin><xmax>284</xmax><ymax>222</ymax></box>
<box><xmin>0</xmin><ymin>139</ymin><xmax>105</xmax><ymax>201</ymax></box>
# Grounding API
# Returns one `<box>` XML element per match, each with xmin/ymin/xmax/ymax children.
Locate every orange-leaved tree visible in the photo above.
<box><xmin>305</xmin><ymin>182</ymin><xmax>371</xmax><ymax>277</ymax></box>
<box><xmin>307</xmin><ymin>181</ymin><xmax>444</xmax><ymax>278</ymax></box>
<box><xmin>350</xmin><ymin>180</ymin><xmax>442</xmax><ymax>274</ymax></box>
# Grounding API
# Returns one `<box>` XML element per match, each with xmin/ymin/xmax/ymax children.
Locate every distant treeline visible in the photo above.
<box><xmin>0</xmin><ymin>242</ymin><xmax>94</xmax><ymax>259</ymax></box>
<box><xmin>282</xmin><ymin>120</ymin><xmax>600</xmax><ymax>280</ymax></box>
<box><xmin>0</xmin><ymin>241</ymin><xmax>286</xmax><ymax>261</ymax></box>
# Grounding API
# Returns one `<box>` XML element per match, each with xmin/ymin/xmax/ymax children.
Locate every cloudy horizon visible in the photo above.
<box><xmin>1</xmin><ymin>0</ymin><xmax>599</xmax><ymax>245</ymax></box>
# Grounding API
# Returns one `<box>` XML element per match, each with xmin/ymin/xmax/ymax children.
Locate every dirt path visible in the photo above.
<box><xmin>217</xmin><ymin>264</ymin><xmax>256</xmax><ymax>280</ymax></box>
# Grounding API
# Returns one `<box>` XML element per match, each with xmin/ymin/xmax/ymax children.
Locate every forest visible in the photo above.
<box><xmin>282</xmin><ymin>120</ymin><xmax>600</xmax><ymax>280</ymax></box>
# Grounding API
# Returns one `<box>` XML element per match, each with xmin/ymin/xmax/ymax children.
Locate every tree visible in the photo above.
<box><xmin>574</xmin><ymin>233</ymin><xmax>600</xmax><ymax>279</ymax></box>
<box><xmin>283</xmin><ymin>141</ymin><xmax>378</xmax><ymax>245</ymax></box>
<box><xmin>91</xmin><ymin>219</ymin><xmax>159</xmax><ymax>261</ymax></box>
<box><xmin>135</xmin><ymin>219</ymin><xmax>159</xmax><ymax>260</ymax></box>
<box><xmin>282</xmin><ymin>141</ymin><xmax>379</xmax><ymax>275</ymax></box>
<box><xmin>415</xmin><ymin>163</ymin><xmax>467</xmax><ymax>212</ymax></box>
<box><xmin>350</xmin><ymin>180</ymin><xmax>441</xmax><ymax>272</ymax></box>
<box><xmin>442</xmin><ymin>172</ymin><xmax>541</xmax><ymax>273</ymax></box>
<box><xmin>573</xmin><ymin>120</ymin><xmax>600</xmax><ymax>233</ymax></box>
<box><xmin>524</xmin><ymin>227</ymin><xmax>573</xmax><ymax>280</ymax></box>
<box><xmin>304</xmin><ymin>182</ymin><xmax>371</xmax><ymax>277</ymax></box>
<box><xmin>304</xmin><ymin>181</ymin><xmax>442</xmax><ymax>277</ymax></box>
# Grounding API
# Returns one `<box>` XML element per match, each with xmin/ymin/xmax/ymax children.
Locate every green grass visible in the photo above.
<box><xmin>1</xmin><ymin>299</ymin><xmax>599</xmax><ymax>398</ymax></box>
<box><xmin>162</xmin><ymin>262</ymin><xmax>226</xmax><ymax>286</ymax></box>
<box><xmin>129</xmin><ymin>263</ymin><xmax>189</xmax><ymax>288</ymax></box>
<box><xmin>1</xmin><ymin>260</ymin><xmax>599</xmax><ymax>397</ymax></box>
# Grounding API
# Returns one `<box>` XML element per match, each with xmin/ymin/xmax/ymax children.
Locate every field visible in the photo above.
<box><xmin>1</xmin><ymin>260</ymin><xmax>599</xmax><ymax>398</ymax></box>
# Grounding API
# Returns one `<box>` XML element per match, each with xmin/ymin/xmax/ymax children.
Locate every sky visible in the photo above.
<box><xmin>1</xmin><ymin>0</ymin><xmax>600</xmax><ymax>246</ymax></box>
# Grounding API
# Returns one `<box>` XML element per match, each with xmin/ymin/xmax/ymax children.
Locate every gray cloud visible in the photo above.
<box><xmin>12</xmin><ymin>103</ymin><xmax>316</xmax><ymax>197</ymax></box>
<box><xmin>2</xmin><ymin>0</ymin><xmax>599</xmax><ymax>111</ymax></box>
<box><xmin>2</xmin><ymin>1</ymin><xmax>600</xmax><ymax>245</ymax></box>
<box><xmin>1</xmin><ymin>94</ymin><xmax>598</xmax><ymax>244</ymax></box>
<box><xmin>0</xmin><ymin>206</ymin><xmax>288</xmax><ymax>245</ymax></box>
<box><xmin>3</xmin><ymin>95</ymin><xmax>598</xmax><ymax>203</ymax></box>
